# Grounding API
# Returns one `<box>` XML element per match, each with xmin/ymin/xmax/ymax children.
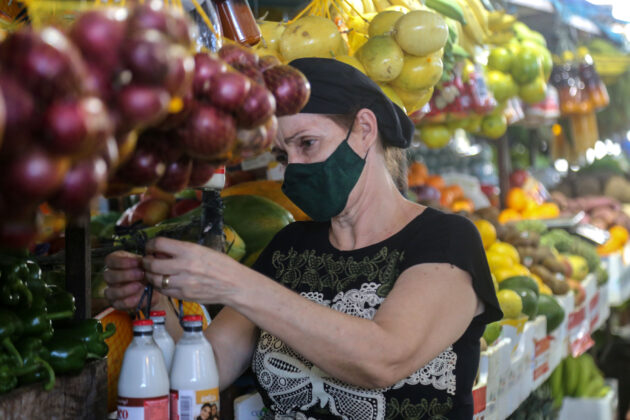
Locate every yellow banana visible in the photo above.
<box><xmin>465</xmin><ymin>0</ymin><xmax>491</xmax><ymax>38</ymax></box>
<box><xmin>361</xmin><ymin>0</ymin><xmax>377</xmax><ymax>13</ymax></box>
<box><xmin>372</xmin><ymin>0</ymin><xmax>393</xmax><ymax>12</ymax></box>
<box><xmin>486</xmin><ymin>30</ymin><xmax>513</xmax><ymax>46</ymax></box>
<box><xmin>343</xmin><ymin>0</ymin><xmax>366</xmax><ymax>15</ymax></box>
<box><xmin>488</xmin><ymin>10</ymin><xmax>516</xmax><ymax>32</ymax></box>
<box><xmin>456</xmin><ymin>0</ymin><xmax>485</xmax><ymax>45</ymax></box>
<box><xmin>390</xmin><ymin>0</ymin><xmax>424</xmax><ymax>10</ymax></box>
<box><xmin>458</xmin><ymin>30</ymin><xmax>477</xmax><ymax>56</ymax></box>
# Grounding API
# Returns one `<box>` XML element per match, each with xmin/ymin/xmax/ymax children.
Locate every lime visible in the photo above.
<box><xmin>486</xmin><ymin>70</ymin><xmax>514</xmax><ymax>102</ymax></box>
<box><xmin>511</xmin><ymin>47</ymin><xmax>542</xmax><ymax>85</ymax></box>
<box><xmin>497</xmin><ymin>289</ymin><xmax>523</xmax><ymax>319</ymax></box>
<box><xmin>483</xmin><ymin>321</ymin><xmax>502</xmax><ymax>346</ymax></box>
<box><xmin>420</xmin><ymin>125</ymin><xmax>451</xmax><ymax>149</ymax></box>
<box><xmin>511</xmin><ymin>287</ymin><xmax>539</xmax><ymax>320</ymax></box>
<box><xmin>488</xmin><ymin>47</ymin><xmax>513</xmax><ymax>73</ymax></box>
<box><xmin>519</xmin><ymin>77</ymin><xmax>547</xmax><ymax>104</ymax></box>
<box><xmin>481</xmin><ymin>114</ymin><xmax>507</xmax><ymax>139</ymax></box>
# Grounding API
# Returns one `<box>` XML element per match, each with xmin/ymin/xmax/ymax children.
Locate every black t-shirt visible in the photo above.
<box><xmin>251</xmin><ymin>207</ymin><xmax>502</xmax><ymax>420</ymax></box>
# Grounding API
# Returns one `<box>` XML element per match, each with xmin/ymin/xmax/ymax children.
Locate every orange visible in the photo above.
<box><xmin>452</xmin><ymin>199</ymin><xmax>474</xmax><ymax>213</ymax></box>
<box><xmin>425</xmin><ymin>175</ymin><xmax>445</xmax><ymax>190</ymax></box>
<box><xmin>498</xmin><ymin>208</ymin><xmax>522</xmax><ymax>224</ymax></box>
<box><xmin>489</xmin><ymin>241</ymin><xmax>520</xmax><ymax>264</ymax></box>
<box><xmin>475</xmin><ymin>219</ymin><xmax>497</xmax><ymax>249</ymax></box>
<box><xmin>537</xmin><ymin>202</ymin><xmax>560</xmax><ymax>219</ymax></box>
<box><xmin>609</xmin><ymin>225</ymin><xmax>629</xmax><ymax>244</ymax></box>
<box><xmin>506</xmin><ymin>188</ymin><xmax>527</xmax><ymax>212</ymax></box>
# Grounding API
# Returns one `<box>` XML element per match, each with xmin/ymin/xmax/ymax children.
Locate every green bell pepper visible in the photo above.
<box><xmin>45</xmin><ymin>335</ymin><xmax>94</xmax><ymax>375</ymax></box>
<box><xmin>0</xmin><ymin>262</ymin><xmax>33</xmax><ymax>307</ymax></box>
<box><xmin>0</xmin><ymin>349</ymin><xmax>53</xmax><ymax>394</ymax></box>
<box><xmin>15</xmin><ymin>337</ymin><xmax>55</xmax><ymax>390</ymax></box>
<box><xmin>23</xmin><ymin>260</ymin><xmax>51</xmax><ymax>298</ymax></box>
<box><xmin>46</xmin><ymin>286</ymin><xmax>76</xmax><ymax>318</ymax></box>
<box><xmin>15</xmin><ymin>295</ymin><xmax>74</xmax><ymax>341</ymax></box>
<box><xmin>53</xmin><ymin>320</ymin><xmax>116</xmax><ymax>358</ymax></box>
<box><xmin>0</xmin><ymin>308</ymin><xmax>23</xmax><ymax>366</ymax></box>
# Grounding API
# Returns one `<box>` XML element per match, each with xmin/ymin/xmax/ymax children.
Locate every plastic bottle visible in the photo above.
<box><xmin>212</xmin><ymin>0</ymin><xmax>261</xmax><ymax>46</ymax></box>
<box><xmin>117</xmin><ymin>320</ymin><xmax>170</xmax><ymax>420</ymax></box>
<box><xmin>150</xmin><ymin>310</ymin><xmax>175</xmax><ymax>371</ymax></box>
<box><xmin>170</xmin><ymin>315</ymin><xmax>220</xmax><ymax>420</ymax></box>
<box><xmin>203</xmin><ymin>166</ymin><xmax>226</xmax><ymax>190</ymax></box>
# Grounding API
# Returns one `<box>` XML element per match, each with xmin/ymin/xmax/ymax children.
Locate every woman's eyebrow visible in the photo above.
<box><xmin>283</xmin><ymin>130</ymin><xmax>308</xmax><ymax>145</ymax></box>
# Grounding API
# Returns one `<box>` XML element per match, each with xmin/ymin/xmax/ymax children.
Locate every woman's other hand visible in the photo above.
<box><xmin>104</xmin><ymin>250</ymin><xmax>158</xmax><ymax>310</ymax></box>
<box><xmin>141</xmin><ymin>237</ymin><xmax>241</xmax><ymax>305</ymax></box>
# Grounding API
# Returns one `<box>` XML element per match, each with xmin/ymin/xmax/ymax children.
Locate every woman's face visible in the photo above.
<box><xmin>211</xmin><ymin>405</ymin><xmax>218</xmax><ymax>415</ymax></box>
<box><xmin>200</xmin><ymin>406</ymin><xmax>211</xmax><ymax>419</ymax></box>
<box><xmin>273</xmin><ymin>114</ymin><xmax>350</xmax><ymax>166</ymax></box>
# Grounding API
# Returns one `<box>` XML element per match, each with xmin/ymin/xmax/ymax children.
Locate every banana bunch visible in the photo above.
<box><xmin>549</xmin><ymin>353</ymin><xmax>610</xmax><ymax>408</ymax></box>
<box><xmin>456</xmin><ymin>0</ymin><xmax>491</xmax><ymax>48</ymax></box>
<box><xmin>485</xmin><ymin>10</ymin><xmax>517</xmax><ymax>46</ymax></box>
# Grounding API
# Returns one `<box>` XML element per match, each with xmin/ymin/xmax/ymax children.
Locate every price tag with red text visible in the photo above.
<box><xmin>589</xmin><ymin>290</ymin><xmax>600</xmax><ymax>332</ymax></box>
<box><xmin>533</xmin><ymin>336</ymin><xmax>552</xmax><ymax>381</ymax></box>
<box><xmin>568</xmin><ymin>306</ymin><xmax>594</xmax><ymax>357</ymax></box>
<box><xmin>473</xmin><ymin>385</ymin><xmax>487</xmax><ymax>420</ymax></box>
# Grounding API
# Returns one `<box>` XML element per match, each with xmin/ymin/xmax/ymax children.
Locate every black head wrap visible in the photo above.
<box><xmin>289</xmin><ymin>57</ymin><xmax>414</xmax><ymax>148</ymax></box>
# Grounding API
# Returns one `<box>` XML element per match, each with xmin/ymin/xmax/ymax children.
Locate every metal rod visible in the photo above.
<box><xmin>65</xmin><ymin>210</ymin><xmax>91</xmax><ymax>320</ymax></box>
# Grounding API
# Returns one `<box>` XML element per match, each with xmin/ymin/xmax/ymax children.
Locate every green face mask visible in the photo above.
<box><xmin>281</xmin><ymin>126</ymin><xmax>365</xmax><ymax>222</ymax></box>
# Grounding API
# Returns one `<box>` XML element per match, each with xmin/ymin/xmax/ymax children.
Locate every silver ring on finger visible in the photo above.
<box><xmin>161</xmin><ymin>275</ymin><xmax>170</xmax><ymax>289</ymax></box>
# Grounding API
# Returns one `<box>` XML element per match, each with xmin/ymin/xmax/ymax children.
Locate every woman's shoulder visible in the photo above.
<box><xmin>404</xmin><ymin>207</ymin><xmax>479</xmax><ymax>242</ymax></box>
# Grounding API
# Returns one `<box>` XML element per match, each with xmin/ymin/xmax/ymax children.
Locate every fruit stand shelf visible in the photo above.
<box><xmin>603</xmin><ymin>250</ymin><xmax>630</xmax><ymax>307</ymax></box>
<box><xmin>478</xmin><ymin>273</ymin><xmax>613</xmax><ymax>420</ymax></box>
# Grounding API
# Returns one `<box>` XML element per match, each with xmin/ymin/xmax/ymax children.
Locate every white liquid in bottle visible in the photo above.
<box><xmin>117</xmin><ymin>319</ymin><xmax>170</xmax><ymax>420</ymax></box>
<box><xmin>150</xmin><ymin>310</ymin><xmax>175</xmax><ymax>371</ymax></box>
<box><xmin>170</xmin><ymin>315</ymin><xmax>220</xmax><ymax>420</ymax></box>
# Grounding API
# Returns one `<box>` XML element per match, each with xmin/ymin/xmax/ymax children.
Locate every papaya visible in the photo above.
<box><xmin>499</xmin><ymin>275</ymin><xmax>540</xmax><ymax>297</ymax></box>
<box><xmin>222</xmin><ymin>180</ymin><xmax>310</xmax><ymax>221</ymax></box>
<box><xmin>243</xmin><ymin>249</ymin><xmax>263</xmax><ymax>267</ymax></box>
<box><xmin>223</xmin><ymin>195</ymin><xmax>295</xmax><ymax>257</ymax></box>
<box><xmin>224</xmin><ymin>225</ymin><xmax>246</xmax><ymax>261</ymax></box>
<box><xmin>537</xmin><ymin>294</ymin><xmax>565</xmax><ymax>334</ymax></box>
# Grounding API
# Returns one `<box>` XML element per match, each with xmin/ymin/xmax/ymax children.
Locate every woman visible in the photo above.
<box><xmin>197</xmin><ymin>403</ymin><xmax>212</xmax><ymax>420</ymax></box>
<box><xmin>104</xmin><ymin>58</ymin><xmax>502</xmax><ymax>420</ymax></box>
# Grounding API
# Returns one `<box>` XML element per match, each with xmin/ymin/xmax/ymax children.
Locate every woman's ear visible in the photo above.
<box><xmin>352</xmin><ymin>108</ymin><xmax>379</xmax><ymax>154</ymax></box>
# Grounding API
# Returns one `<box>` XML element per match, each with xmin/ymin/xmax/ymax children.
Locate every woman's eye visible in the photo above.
<box><xmin>300</xmin><ymin>139</ymin><xmax>316</xmax><ymax>149</ymax></box>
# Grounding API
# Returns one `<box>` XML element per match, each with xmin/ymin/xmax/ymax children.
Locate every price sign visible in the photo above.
<box><xmin>473</xmin><ymin>385</ymin><xmax>487</xmax><ymax>419</ymax></box>
<box><xmin>589</xmin><ymin>290</ymin><xmax>600</xmax><ymax>332</ymax></box>
<box><xmin>568</xmin><ymin>306</ymin><xmax>594</xmax><ymax>357</ymax></box>
<box><xmin>533</xmin><ymin>336</ymin><xmax>551</xmax><ymax>381</ymax></box>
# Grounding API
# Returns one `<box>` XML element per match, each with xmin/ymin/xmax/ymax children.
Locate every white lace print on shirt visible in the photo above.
<box><xmin>391</xmin><ymin>346</ymin><xmax>457</xmax><ymax>396</ymax></box>
<box><xmin>254</xmin><ymin>332</ymin><xmax>387</xmax><ymax>420</ymax></box>
<box><xmin>331</xmin><ymin>282</ymin><xmax>385</xmax><ymax>319</ymax></box>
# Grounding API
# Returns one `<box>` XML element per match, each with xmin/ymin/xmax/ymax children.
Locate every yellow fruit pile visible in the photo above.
<box><xmin>254</xmin><ymin>1</ymin><xmax>446</xmax><ymax>116</ymax></box>
<box><xmin>498</xmin><ymin>188</ymin><xmax>560</xmax><ymax>224</ymax></box>
<box><xmin>476</xmin><ymin>226</ymin><xmax>553</xmax><ymax>295</ymax></box>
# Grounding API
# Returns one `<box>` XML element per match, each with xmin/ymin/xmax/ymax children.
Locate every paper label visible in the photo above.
<box><xmin>589</xmin><ymin>291</ymin><xmax>600</xmax><ymax>331</ymax></box>
<box><xmin>473</xmin><ymin>385</ymin><xmax>487</xmax><ymax>415</ymax></box>
<box><xmin>568</xmin><ymin>307</ymin><xmax>594</xmax><ymax>357</ymax></box>
<box><xmin>117</xmin><ymin>395</ymin><xmax>169</xmax><ymax>420</ymax></box>
<box><xmin>533</xmin><ymin>336</ymin><xmax>551</xmax><ymax>381</ymax></box>
<box><xmin>170</xmin><ymin>388</ymin><xmax>220</xmax><ymax>420</ymax></box>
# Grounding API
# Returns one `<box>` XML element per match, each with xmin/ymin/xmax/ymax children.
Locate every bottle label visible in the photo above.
<box><xmin>170</xmin><ymin>388</ymin><xmax>220</xmax><ymax>420</ymax></box>
<box><xmin>117</xmin><ymin>395</ymin><xmax>169</xmax><ymax>420</ymax></box>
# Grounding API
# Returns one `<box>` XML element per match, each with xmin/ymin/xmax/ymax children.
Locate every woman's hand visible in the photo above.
<box><xmin>103</xmin><ymin>250</ymin><xmax>159</xmax><ymax>310</ymax></box>
<box><xmin>141</xmin><ymin>237</ymin><xmax>242</xmax><ymax>305</ymax></box>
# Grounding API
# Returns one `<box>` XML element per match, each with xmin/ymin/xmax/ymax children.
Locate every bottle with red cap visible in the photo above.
<box><xmin>117</xmin><ymin>320</ymin><xmax>170</xmax><ymax>420</ymax></box>
<box><xmin>170</xmin><ymin>315</ymin><xmax>220</xmax><ymax>420</ymax></box>
<box><xmin>150</xmin><ymin>310</ymin><xmax>175</xmax><ymax>371</ymax></box>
